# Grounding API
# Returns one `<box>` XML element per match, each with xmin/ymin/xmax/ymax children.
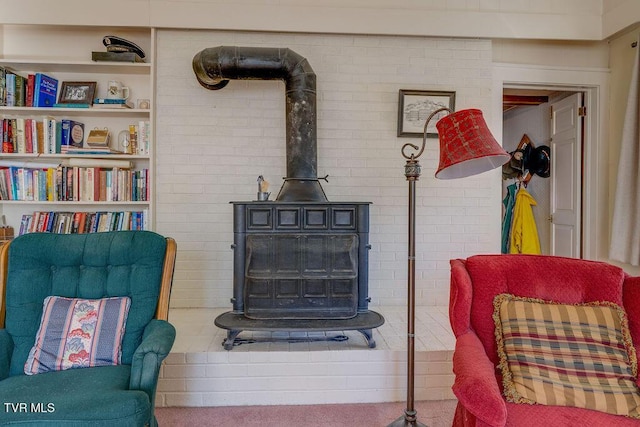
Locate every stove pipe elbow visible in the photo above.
<box><xmin>193</xmin><ymin>46</ymin><xmax>326</xmax><ymax>202</ymax></box>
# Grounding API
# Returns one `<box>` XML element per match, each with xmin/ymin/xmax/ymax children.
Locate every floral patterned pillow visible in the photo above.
<box><xmin>24</xmin><ymin>296</ymin><xmax>131</xmax><ymax>375</ymax></box>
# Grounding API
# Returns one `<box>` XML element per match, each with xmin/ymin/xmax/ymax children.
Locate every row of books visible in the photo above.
<box><xmin>1</xmin><ymin>117</ymin><xmax>83</xmax><ymax>154</ymax></box>
<box><xmin>0</xmin><ymin>166</ymin><xmax>149</xmax><ymax>202</ymax></box>
<box><xmin>0</xmin><ymin>68</ymin><xmax>58</xmax><ymax>108</ymax></box>
<box><xmin>19</xmin><ymin>210</ymin><xmax>149</xmax><ymax>236</ymax></box>
<box><xmin>1</xmin><ymin>117</ymin><xmax>150</xmax><ymax>155</ymax></box>
<box><xmin>125</xmin><ymin>121</ymin><xmax>150</xmax><ymax>155</ymax></box>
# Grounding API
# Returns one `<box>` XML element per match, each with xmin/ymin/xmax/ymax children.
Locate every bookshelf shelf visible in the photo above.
<box><xmin>0</xmin><ymin>153</ymin><xmax>149</xmax><ymax>160</ymax></box>
<box><xmin>1</xmin><ymin>200</ymin><xmax>150</xmax><ymax>205</ymax></box>
<box><xmin>0</xmin><ymin>26</ymin><xmax>155</xmax><ymax>234</ymax></box>
<box><xmin>0</xmin><ymin>59</ymin><xmax>151</xmax><ymax>75</ymax></box>
<box><xmin>0</xmin><ymin>106</ymin><xmax>150</xmax><ymax>115</ymax></box>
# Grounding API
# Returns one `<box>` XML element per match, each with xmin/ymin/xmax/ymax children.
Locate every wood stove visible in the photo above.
<box><xmin>193</xmin><ymin>46</ymin><xmax>384</xmax><ymax>350</ymax></box>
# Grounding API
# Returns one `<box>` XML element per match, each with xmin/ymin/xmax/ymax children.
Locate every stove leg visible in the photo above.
<box><xmin>358</xmin><ymin>328</ymin><xmax>376</xmax><ymax>348</ymax></box>
<box><xmin>223</xmin><ymin>329</ymin><xmax>242</xmax><ymax>350</ymax></box>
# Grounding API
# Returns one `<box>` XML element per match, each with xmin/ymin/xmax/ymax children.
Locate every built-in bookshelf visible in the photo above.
<box><xmin>0</xmin><ymin>25</ymin><xmax>154</xmax><ymax>235</ymax></box>
<box><xmin>19</xmin><ymin>210</ymin><xmax>148</xmax><ymax>235</ymax></box>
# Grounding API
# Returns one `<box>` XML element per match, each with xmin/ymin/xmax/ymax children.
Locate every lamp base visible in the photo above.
<box><xmin>387</xmin><ymin>412</ymin><xmax>428</xmax><ymax>427</ymax></box>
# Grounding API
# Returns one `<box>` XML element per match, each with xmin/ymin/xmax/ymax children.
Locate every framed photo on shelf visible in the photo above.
<box><xmin>397</xmin><ymin>90</ymin><xmax>456</xmax><ymax>138</ymax></box>
<box><xmin>58</xmin><ymin>81</ymin><xmax>97</xmax><ymax>105</ymax></box>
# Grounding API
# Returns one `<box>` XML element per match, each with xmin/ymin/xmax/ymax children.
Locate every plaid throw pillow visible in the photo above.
<box><xmin>493</xmin><ymin>293</ymin><xmax>640</xmax><ymax>418</ymax></box>
<box><xmin>24</xmin><ymin>296</ymin><xmax>131</xmax><ymax>375</ymax></box>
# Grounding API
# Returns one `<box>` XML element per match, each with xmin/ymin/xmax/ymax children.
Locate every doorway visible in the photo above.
<box><xmin>493</xmin><ymin>63</ymin><xmax>608</xmax><ymax>260</ymax></box>
<box><xmin>502</xmin><ymin>88</ymin><xmax>585</xmax><ymax>257</ymax></box>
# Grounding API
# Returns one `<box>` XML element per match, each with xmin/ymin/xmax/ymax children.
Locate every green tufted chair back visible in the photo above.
<box><xmin>2</xmin><ymin>231</ymin><xmax>168</xmax><ymax>377</ymax></box>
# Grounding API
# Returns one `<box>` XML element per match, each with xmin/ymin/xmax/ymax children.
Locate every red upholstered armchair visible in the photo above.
<box><xmin>449</xmin><ymin>254</ymin><xmax>640</xmax><ymax>427</ymax></box>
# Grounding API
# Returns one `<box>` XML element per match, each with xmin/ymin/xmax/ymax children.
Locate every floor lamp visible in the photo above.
<box><xmin>389</xmin><ymin>108</ymin><xmax>510</xmax><ymax>427</ymax></box>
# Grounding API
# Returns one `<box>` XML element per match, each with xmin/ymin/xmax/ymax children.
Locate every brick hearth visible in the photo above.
<box><xmin>156</xmin><ymin>305</ymin><xmax>455</xmax><ymax>407</ymax></box>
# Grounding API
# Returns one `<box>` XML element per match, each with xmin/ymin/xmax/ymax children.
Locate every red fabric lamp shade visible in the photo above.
<box><xmin>435</xmin><ymin>109</ymin><xmax>510</xmax><ymax>179</ymax></box>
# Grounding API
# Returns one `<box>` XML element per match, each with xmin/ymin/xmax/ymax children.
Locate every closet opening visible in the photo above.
<box><xmin>501</xmin><ymin>87</ymin><xmax>585</xmax><ymax>258</ymax></box>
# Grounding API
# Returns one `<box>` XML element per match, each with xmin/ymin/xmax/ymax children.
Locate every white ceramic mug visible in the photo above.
<box><xmin>107</xmin><ymin>80</ymin><xmax>130</xmax><ymax>100</ymax></box>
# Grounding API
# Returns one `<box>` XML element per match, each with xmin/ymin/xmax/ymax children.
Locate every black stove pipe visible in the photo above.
<box><xmin>193</xmin><ymin>46</ymin><xmax>327</xmax><ymax>202</ymax></box>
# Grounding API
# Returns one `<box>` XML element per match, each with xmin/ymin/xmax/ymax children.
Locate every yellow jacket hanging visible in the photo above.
<box><xmin>509</xmin><ymin>187</ymin><xmax>541</xmax><ymax>255</ymax></box>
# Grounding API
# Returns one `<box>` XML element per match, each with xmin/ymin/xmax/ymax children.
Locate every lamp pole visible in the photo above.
<box><xmin>388</xmin><ymin>109</ymin><xmax>448</xmax><ymax>427</ymax></box>
<box><xmin>392</xmin><ymin>154</ymin><xmax>426</xmax><ymax>427</ymax></box>
<box><xmin>388</xmin><ymin>106</ymin><xmax>509</xmax><ymax>427</ymax></box>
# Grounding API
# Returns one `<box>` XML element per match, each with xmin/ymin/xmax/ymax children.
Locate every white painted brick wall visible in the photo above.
<box><xmin>157</xmin><ymin>349</ymin><xmax>455</xmax><ymax>407</ymax></box>
<box><xmin>155</xmin><ymin>30</ymin><xmax>502</xmax><ymax>309</ymax></box>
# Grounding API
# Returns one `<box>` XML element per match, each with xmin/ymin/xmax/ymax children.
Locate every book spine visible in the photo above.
<box><xmin>31</xmin><ymin>170</ymin><xmax>38</xmax><ymax>201</ymax></box>
<box><xmin>138</xmin><ymin>120</ymin><xmax>150</xmax><ymax>155</ymax></box>
<box><xmin>94</xmin><ymin>98</ymin><xmax>128</xmax><ymax>104</ymax></box>
<box><xmin>94</xmin><ymin>168</ymin><xmax>101</xmax><ymax>202</ymax></box>
<box><xmin>2</xmin><ymin>119</ymin><xmax>12</xmax><ymax>153</ymax></box>
<box><xmin>30</xmin><ymin>118</ymin><xmax>37</xmax><ymax>153</ymax></box>
<box><xmin>142</xmin><ymin>210</ymin><xmax>148</xmax><ymax>230</ymax></box>
<box><xmin>0</xmin><ymin>167</ymin><xmax>8</xmax><ymax>200</ymax></box>
<box><xmin>14</xmin><ymin>74</ymin><xmax>25</xmax><ymax>107</ymax></box>
<box><xmin>66</xmin><ymin>213</ymin><xmax>74</xmax><ymax>234</ymax></box>
<box><xmin>19</xmin><ymin>214</ymin><xmax>31</xmax><ymax>236</ymax></box>
<box><xmin>66</xmin><ymin>167</ymin><xmax>73</xmax><ymax>201</ymax></box>
<box><xmin>145</xmin><ymin>169</ymin><xmax>150</xmax><ymax>201</ymax></box>
<box><xmin>69</xmin><ymin>120</ymin><xmax>84</xmax><ymax>148</ymax></box>
<box><xmin>36</xmin><ymin>212</ymin><xmax>46</xmax><ymax>232</ymax></box>
<box><xmin>28</xmin><ymin>212</ymin><xmax>37</xmax><ymax>233</ymax></box>
<box><xmin>10</xmin><ymin>119</ymin><xmax>17</xmax><ymax>153</ymax></box>
<box><xmin>60</xmin><ymin>212</ymin><xmax>70</xmax><ymax>234</ymax></box>
<box><xmin>122</xmin><ymin>211</ymin><xmax>131</xmax><ymax>231</ymax></box>
<box><xmin>26</xmin><ymin>74</ymin><xmax>35</xmax><ymax>107</ymax></box>
<box><xmin>45</xmin><ymin>211</ymin><xmax>55</xmax><ymax>232</ymax></box>
<box><xmin>44</xmin><ymin>117</ymin><xmax>56</xmax><ymax>154</ymax></box>
<box><xmin>46</xmin><ymin>168</ymin><xmax>54</xmax><ymax>201</ymax></box>
<box><xmin>43</xmin><ymin>117</ymin><xmax>50</xmax><ymax>154</ymax></box>
<box><xmin>96</xmin><ymin>212</ymin><xmax>106</xmax><ymax>232</ymax></box>
<box><xmin>37</xmin><ymin>169</ymin><xmax>46</xmax><ymax>201</ymax></box>
<box><xmin>16</xmin><ymin>168</ymin><xmax>24</xmax><ymax>200</ymax></box>
<box><xmin>55</xmin><ymin>165</ymin><xmax>63</xmax><ymax>201</ymax></box>
<box><xmin>10</xmin><ymin>167</ymin><xmax>18</xmax><ymax>200</ymax></box>
<box><xmin>15</xmin><ymin>118</ymin><xmax>26</xmax><ymax>154</ymax></box>
<box><xmin>77</xmin><ymin>212</ymin><xmax>86</xmax><ymax>234</ymax></box>
<box><xmin>35</xmin><ymin>74</ymin><xmax>58</xmax><ymax>107</ymax></box>
<box><xmin>128</xmin><ymin>125</ymin><xmax>138</xmax><ymax>155</ymax></box>
<box><xmin>89</xmin><ymin>213</ymin><xmax>98</xmax><ymax>233</ymax></box>
<box><xmin>33</xmin><ymin>73</ymin><xmax>41</xmax><ymax>107</ymax></box>
<box><xmin>131</xmin><ymin>170</ymin><xmax>137</xmax><ymax>201</ymax></box>
<box><xmin>85</xmin><ymin>167</ymin><xmax>94</xmax><ymax>201</ymax></box>
<box><xmin>55</xmin><ymin>121</ymin><xmax>62</xmax><ymax>154</ymax></box>
<box><xmin>71</xmin><ymin>212</ymin><xmax>81</xmax><ymax>233</ymax></box>
<box><xmin>24</xmin><ymin>169</ymin><xmax>33</xmax><ymax>201</ymax></box>
<box><xmin>25</xmin><ymin>119</ymin><xmax>33</xmax><ymax>153</ymax></box>
<box><xmin>3</xmin><ymin>168</ymin><xmax>13</xmax><ymax>200</ymax></box>
<box><xmin>0</xmin><ymin>67</ymin><xmax>6</xmax><ymax>106</ymax></box>
<box><xmin>5</xmin><ymin>74</ymin><xmax>15</xmax><ymax>107</ymax></box>
<box><xmin>36</xmin><ymin>121</ymin><xmax>44</xmax><ymax>154</ymax></box>
<box><xmin>54</xmin><ymin>212</ymin><xmax>63</xmax><ymax>233</ymax></box>
<box><xmin>61</xmin><ymin>119</ymin><xmax>71</xmax><ymax>152</ymax></box>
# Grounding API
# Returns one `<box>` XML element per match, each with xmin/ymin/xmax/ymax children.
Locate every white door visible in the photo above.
<box><xmin>550</xmin><ymin>93</ymin><xmax>583</xmax><ymax>258</ymax></box>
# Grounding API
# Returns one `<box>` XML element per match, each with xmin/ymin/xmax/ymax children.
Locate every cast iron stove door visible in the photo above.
<box><xmin>244</xmin><ymin>233</ymin><xmax>358</xmax><ymax>319</ymax></box>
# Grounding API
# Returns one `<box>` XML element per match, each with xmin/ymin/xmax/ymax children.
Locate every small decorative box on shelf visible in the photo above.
<box><xmin>0</xmin><ymin>226</ymin><xmax>14</xmax><ymax>243</ymax></box>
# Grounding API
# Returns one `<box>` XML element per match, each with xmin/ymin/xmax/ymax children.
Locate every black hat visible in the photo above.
<box><xmin>529</xmin><ymin>145</ymin><xmax>550</xmax><ymax>178</ymax></box>
<box><xmin>103</xmin><ymin>35</ymin><xmax>145</xmax><ymax>59</ymax></box>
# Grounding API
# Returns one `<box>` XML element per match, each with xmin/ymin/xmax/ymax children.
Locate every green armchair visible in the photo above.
<box><xmin>0</xmin><ymin>231</ymin><xmax>177</xmax><ymax>426</ymax></box>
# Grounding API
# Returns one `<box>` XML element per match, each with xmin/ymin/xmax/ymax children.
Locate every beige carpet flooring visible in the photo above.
<box><xmin>155</xmin><ymin>399</ymin><xmax>458</xmax><ymax>426</ymax></box>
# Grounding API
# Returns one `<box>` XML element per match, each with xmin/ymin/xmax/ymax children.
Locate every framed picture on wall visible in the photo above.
<box><xmin>397</xmin><ymin>90</ymin><xmax>456</xmax><ymax>138</ymax></box>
